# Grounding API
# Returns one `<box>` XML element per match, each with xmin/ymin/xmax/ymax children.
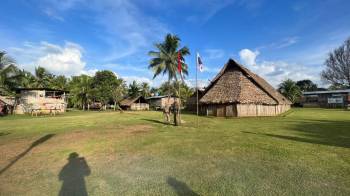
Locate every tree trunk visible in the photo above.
<box><xmin>87</xmin><ymin>103</ymin><xmax>90</xmax><ymax>111</ymax></box>
<box><xmin>114</xmin><ymin>101</ymin><xmax>116</xmax><ymax>111</ymax></box>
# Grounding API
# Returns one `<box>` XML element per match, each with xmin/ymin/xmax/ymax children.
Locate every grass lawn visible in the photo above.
<box><xmin>0</xmin><ymin>108</ymin><xmax>349</xmax><ymax>195</ymax></box>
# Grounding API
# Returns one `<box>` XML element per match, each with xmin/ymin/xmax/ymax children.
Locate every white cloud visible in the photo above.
<box><xmin>239</xmin><ymin>49</ymin><xmax>322</xmax><ymax>87</ymax></box>
<box><xmin>275</xmin><ymin>37</ymin><xmax>299</xmax><ymax>49</ymax></box>
<box><xmin>257</xmin><ymin>36</ymin><xmax>299</xmax><ymax>50</ymax></box>
<box><xmin>204</xmin><ymin>49</ymin><xmax>225</xmax><ymax>60</ymax></box>
<box><xmin>8</xmin><ymin>41</ymin><xmax>97</xmax><ymax>76</ymax></box>
<box><xmin>239</xmin><ymin>49</ymin><xmax>260</xmax><ymax>66</ymax></box>
<box><xmin>123</xmin><ymin>76</ymin><xmax>154</xmax><ymax>86</ymax></box>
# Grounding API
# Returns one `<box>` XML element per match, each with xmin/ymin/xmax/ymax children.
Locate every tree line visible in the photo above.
<box><xmin>2</xmin><ymin>35</ymin><xmax>349</xmax><ymax>110</ymax></box>
<box><xmin>0</xmin><ymin>51</ymin><xmax>194</xmax><ymax>110</ymax></box>
<box><xmin>278</xmin><ymin>37</ymin><xmax>350</xmax><ymax>104</ymax></box>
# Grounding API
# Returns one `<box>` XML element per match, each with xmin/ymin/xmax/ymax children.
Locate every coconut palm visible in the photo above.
<box><xmin>0</xmin><ymin>51</ymin><xmax>21</xmax><ymax>95</ymax></box>
<box><xmin>18</xmin><ymin>69</ymin><xmax>36</xmax><ymax>88</ymax></box>
<box><xmin>278</xmin><ymin>79</ymin><xmax>301</xmax><ymax>104</ymax></box>
<box><xmin>32</xmin><ymin>66</ymin><xmax>52</xmax><ymax>88</ymax></box>
<box><xmin>148</xmin><ymin>34</ymin><xmax>190</xmax><ymax>125</ymax></box>
<box><xmin>148</xmin><ymin>34</ymin><xmax>190</xmax><ymax>82</ymax></box>
<box><xmin>128</xmin><ymin>80</ymin><xmax>140</xmax><ymax>97</ymax></box>
<box><xmin>140</xmin><ymin>82</ymin><xmax>151</xmax><ymax>98</ymax></box>
<box><xmin>70</xmin><ymin>75</ymin><xmax>93</xmax><ymax>110</ymax></box>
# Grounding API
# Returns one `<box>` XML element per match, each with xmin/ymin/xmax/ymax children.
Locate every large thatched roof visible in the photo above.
<box><xmin>200</xmin><ymin>59</ymin><xmax>291</xmax><ymax>105</ymax></box>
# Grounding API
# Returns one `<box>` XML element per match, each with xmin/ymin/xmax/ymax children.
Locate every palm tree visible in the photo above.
<box><xmin>18</xmin><ymin>69</ymin><xmax>36</xmax><ymax>88</ymax></box>
<box><xmin>148</xmin><ymin>34</ymin><xmax>190</xmax><ymax>125</ymax></box>
<box><xmin>70</xmin><ymin>75</ymin><xmax>93</xmax><ymax>110</ymax></box>
<box><xmin>0</xmin><ymin>51</ymin><xmax>21</xmax><ymax>95</ymax></box>
<box><xmin>112</xmin><ymin>79</ymin><xmax>127</xmax><ymax>111</ymax></box>
<box><xmin>128</xmin><ymin>80</ymin><xmax>140</xmax><ymax>97</ymax></box>
<box><xmin>148</xmin><ymin>34</ymin><xmax>190</xmax><ymax>82</ymax></box>
<box><xmin>140</xmin><ymin>82</ymin><xmax>151</xmax><ymax>98</ymax></box>
<box><xmin>33</xmin><ymin>66</ymin><xmax>52</xmax><ymax>88</ymax></box>
<box><xmin>278</xmin><ymin>79</ymin><xmax>301</xmax><ymax>104</ymax></box>
<box><xmin>51</xmin><ymin>75</ymin><xmax>68</xmax><ymax>90</ymax></box>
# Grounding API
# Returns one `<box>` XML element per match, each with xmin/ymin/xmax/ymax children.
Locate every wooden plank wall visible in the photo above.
<box><xmin>204</xmin><ymin>104</ymin><xmax>291</xmax><ymax>117</ymax></box>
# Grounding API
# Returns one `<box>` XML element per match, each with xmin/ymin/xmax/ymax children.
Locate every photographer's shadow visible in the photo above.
<box><xmin>58</xmin><ymin>152</ymin><xmax>90</xmax><ymax>196</ymax></box>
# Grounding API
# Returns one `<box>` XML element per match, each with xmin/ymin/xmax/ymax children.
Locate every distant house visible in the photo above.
<box><xmin>199</xmin><ymin>59</ymin><xmax>291</xmax><ymax>117</ymax></box>
<box><xmin>14</xmin><ymin>88</ymin><xmax>68</xmax><ymax>115</ymax></box>
<box><xmin>146</xmin><ymin>95</ymin><xmax>179</xmax><ymax>110</ymax></box>
<box><xmin>301</xmin><ymin>89</ymin><xmax>350</xmax><ymax>108</ymax></box>
<box><xmin>120</xmin><ymin>96</ymin><xmax>149</xmax><ymax>111</ymax></box>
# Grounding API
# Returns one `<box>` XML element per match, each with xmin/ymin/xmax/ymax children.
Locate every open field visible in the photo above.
<box><xmin>0</xmin><ymin>108</ymin><xmax>349</xmax><ymax>195</ymax></box>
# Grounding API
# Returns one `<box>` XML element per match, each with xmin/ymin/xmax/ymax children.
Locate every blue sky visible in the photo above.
<box><xmin>1</xmin><ymin>0</ymin><xmax>350</xmax><ymax>87</ymax></box>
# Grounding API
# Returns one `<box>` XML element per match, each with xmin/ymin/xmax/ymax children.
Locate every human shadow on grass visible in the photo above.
<box><xmin>141</xmin><ymin>118</ymin><xmax>172</xmax><ymax>126</ymax></box>
<box><xmin>166</xmin><ymin>176</ymin><xmax>199</xmax><ymax>196</ymax></box>
<box><xmin>242</xmin><ymin>119</ymin><xmax>350</xmax><ymax>148</ymax></box>
<box><xmin>58</xmin><ymin>152</ymin><xmax>90</xmax><ymax>196</ymax></box>
<box><xmin>0</xmin><ymin>134</ymin><xmax>55</xmax><ymax>175</ymax></box>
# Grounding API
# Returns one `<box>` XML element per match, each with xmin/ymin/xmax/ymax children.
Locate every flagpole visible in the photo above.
<box><xmin>196</xmin><ymin>53</ymin><xmax>199</xmax><ymax>128</ymax></box>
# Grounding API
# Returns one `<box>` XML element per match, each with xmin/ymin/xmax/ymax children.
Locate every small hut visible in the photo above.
<box><xmin>146</xmin><ymin>95</ymin><xmax>179</xmax><ymax>110</ymax></box>
<box><xmin>120</xmin><ymin>96</ymin><xmax>149</xmax><ymax>111</ymax></box>
<box><xmin>14</xmin><ymin>88</ymin><xmax>68</xmax><ymax>115</ymax></box>
<box><xmin>200</xmin><ymin>59</ymin><xmax>291</xmax><ymax>117</ymax></box>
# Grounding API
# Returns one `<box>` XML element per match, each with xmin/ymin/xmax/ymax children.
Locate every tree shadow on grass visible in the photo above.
<box><xmin>242</xmin><ymin>119</ymin><xmax>350</xmax><ymax>148</ymax></box>
<box><xmin>0</xmin><ymin>134</ymin><xmax>55</xmax><ymax>175</ymax></box>
<box><xmin>141</xmin><ymin>118</ymin><xmax>172</xmax><ymax>126</ymax></box>
<box><xmin>166</xmin><ymin>176</ymin><xmax>199</xmax><ymax>196</ymax></box>
<box><xmin>58</xmin><ymin>152</ymin><xmax>90</xmax><ymax>196</ymax></box>
<box><xmin>0</xmin><ymin>132</ymin><xmax>10</xmax><ymax>137</ymax></box>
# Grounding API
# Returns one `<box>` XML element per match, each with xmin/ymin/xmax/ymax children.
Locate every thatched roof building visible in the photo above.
<box><xmin>199</xmin><ymin>59</ymin><xmax>291</xmax><ymax>117</ymax></box>
<box><xmin>120</xmin><ymin>96</ymin><xmax>149</xmax><ymax>111</ymax></box>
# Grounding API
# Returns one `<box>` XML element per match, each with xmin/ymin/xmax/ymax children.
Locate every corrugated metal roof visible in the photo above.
<box><xmin>303</xmin><ymin>89</ymin><xmax>350</xmax><ymax>95</ymax></box>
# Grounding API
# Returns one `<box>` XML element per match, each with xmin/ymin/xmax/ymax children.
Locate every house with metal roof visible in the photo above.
<box><xmin>301</xmin><ymin>89</ymin><xmax>350</xmax><ymax>108</ymax></box>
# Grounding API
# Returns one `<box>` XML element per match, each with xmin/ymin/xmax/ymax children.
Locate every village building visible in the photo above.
<box><xmin>199</xmin><ymin>59</ymin><xmax>291</xmax><ymax>117</ymax></box>
<box><xmin>146</xmin><ymin>95</ymin><xmax>179</xmax><ymax>110</ymax></box>
<box><xmin>14</xmin><ymin>88</ymin><xmax>68</xmax><ymax>115</ymax></box>
<box><xmin>186</xmin><ymin>89</ymin><xmax>205</xmax><ymax>111</ymax></box>
<box><xmin>120</xmin><ymin>96</ymin><xmax>149</xmax><ymax>111</ymax></box>
<box><xmin>301</xmin><ymin>89</ymin><xmax>350</xmax><ymax>108</ymax></box>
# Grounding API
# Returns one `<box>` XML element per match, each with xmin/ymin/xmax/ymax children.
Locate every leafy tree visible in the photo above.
<box><xmin>278</xmin><ymin>79</ymin><xmax>301</xmax><ymax>104</ymax></box>
<box><xmin>159</xmin><ymin>81</ymin><xmax>193</xmax><ymax>104</ymax></box>
<box><xmin>128</xmin><ymin>80</ymin><xmax>140</xmax><ymax>97</ymax></box>
<box><xmin>296</xmin><ymin>79</ymin><xmax>318</xmax><ymax>92</ymax></box>
<box><xmin>321</xmin><ymin>37</ymin><xmax>350</xmax><ymax>88</ymax></box>
<box><xmin>92</xmin><ymin>70</ymin><xmax>118</xmax><ymax>110</ymax></box>
<box><xmin>0</xmin><ymin>51</ymin><xmax>21</xmax><ymax>95</ymax></box>
<box><xmin>140</xmin><ymin>82</ymin><xmax>151</xmax><ymax>97</ymax></box>
<box><xmin>112</xmin><ymin>79</ymin><xmax>127</xmax><ymax>111</ymax></box>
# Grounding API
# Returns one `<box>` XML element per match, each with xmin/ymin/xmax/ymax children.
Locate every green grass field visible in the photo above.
<box><xmin>0</xmin><ymin>108</ymin><xmax>349</xmax><ymax>195</ymax></box>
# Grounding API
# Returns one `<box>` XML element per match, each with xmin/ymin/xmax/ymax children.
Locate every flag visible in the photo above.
<box><xmin>197</xmin><ymin>53</ymin><xmax>204</xmax><ymax>72</ymax></box>
<box><xmin>177</xmin><ymin>51</ymin><xmax>182</xmax><ymax>73</ymax></box>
